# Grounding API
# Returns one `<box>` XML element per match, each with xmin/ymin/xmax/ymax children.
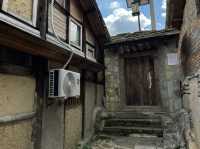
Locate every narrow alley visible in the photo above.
<box><xmin>0</xmin><ymin>0</ymin><xmax>200</xmax><ymax>149</ymax></box>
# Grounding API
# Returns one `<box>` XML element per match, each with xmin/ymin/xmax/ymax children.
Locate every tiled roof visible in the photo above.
<box><xmin>106</xmin><ymin>29</ymin><xmax>179</xmax><ymax>45</ymax></box>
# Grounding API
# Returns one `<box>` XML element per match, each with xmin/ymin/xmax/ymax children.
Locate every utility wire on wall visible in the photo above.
<box><xmin>50</xmin><ymin>0</ymin><xmax>74</xmax><ymax>69</ymax></box>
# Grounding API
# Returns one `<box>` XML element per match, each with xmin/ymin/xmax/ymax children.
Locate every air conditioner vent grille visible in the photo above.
<box><xmin>48</xmin><ymin>69</ymin><xmax>80</xmax><ymax>99</ymax></box>
<box><xmin>49</xmin><ymin>71</ymin><xmax>54</xmax><ymax>96</ymax></box>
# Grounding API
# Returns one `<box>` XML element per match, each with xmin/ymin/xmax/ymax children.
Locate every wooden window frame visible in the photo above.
<box><xmin>55</xmin><ymin>0</ymin><xmax>65</xmax><ymax>9</ymax></box>
<box><xmin>86</xmin><ymin>43</ymin><xmax>96</xmax><ymax>61</ymax></box>
<box><xmin>2</xmin><ymin>0</ymin><xmax>39</xmax><ymax>26</ymax></box>
<box><xmin>69</xmin><ymin>17</ymin><xmax>83</xmax><ymax>50</ymax></box>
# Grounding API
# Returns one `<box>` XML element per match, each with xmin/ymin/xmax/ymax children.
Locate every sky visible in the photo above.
<box><xmin>96</xmin><ymin>0</ymin><xmax>167</xmax><ymax>36</ymax></box>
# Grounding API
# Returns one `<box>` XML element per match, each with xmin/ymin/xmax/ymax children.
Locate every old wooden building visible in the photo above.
<box><xmin>0</xmin><ymin>0</ymin><xmax>109</xmax><ymax>149</ymax></box>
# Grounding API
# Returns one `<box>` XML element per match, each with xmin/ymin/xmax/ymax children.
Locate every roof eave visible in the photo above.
<box><xmin>105</xmin><ymin>30</ymin><xmax>180</xmax><ymax>47</ymax></box>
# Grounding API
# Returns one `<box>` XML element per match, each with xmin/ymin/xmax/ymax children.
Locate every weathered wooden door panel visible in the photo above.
<box><xmin>125</xmin><ymin>56</ymin><xmax>157</xmax><ymax>106</ymax></box>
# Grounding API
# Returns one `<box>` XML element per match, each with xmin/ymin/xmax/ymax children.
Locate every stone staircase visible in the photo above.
<box><xmin>97</xmin><ymin>107</ymin><xmax>165</xmax><ymax>148</ymax></box>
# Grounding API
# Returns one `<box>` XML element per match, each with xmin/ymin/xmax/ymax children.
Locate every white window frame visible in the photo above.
<box><xmin>2</xmin><ymin>0</ymin><xmax>38</xmax><ymax>26</ymax></box>
<box><xmin>69</xmin><ymin>17</ymin><xmax>83</xmax><ymax>50</ymax></box>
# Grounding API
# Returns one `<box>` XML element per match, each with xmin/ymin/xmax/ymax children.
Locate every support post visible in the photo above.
<box><xmin>138</xmin><ymin>14</ymin><xmax>141</xmax><ymax>31</ymax></box>
<box><xmin>150</xmin><ymin>0</ymin><xmax>156</xmax><ymax>30</ymax></box>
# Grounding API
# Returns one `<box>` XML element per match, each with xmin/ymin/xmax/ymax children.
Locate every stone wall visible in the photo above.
<box><xmin>104</xmin><ymin>39</ymin><xmax>181</xmax><ymax>112</ymax></box>
<box><xmin>0</xmin><ymin>74</ymin><xmax>36</xmax><ymax>149</ymax></box>
<box><xmin>178</xmin><ymin>0</ymin><xmax>200</xmax><ymax>148</ymax></box>
<box><xmin>179</xmin><ymin>0</ymin><xmax>200</xmax><ymax>75</ymax></box>
<box><xmin>105</xmin><ymin>49</ymin><xmax>122</xmax><ymax>112</ymax></box>
<box><xmin>156</xmin><ymin>40</ymin><xmax>183</xmax><ymax>112</ymax></box>
<box><xmin>182</xmin><ymin>72</ymin><xmax>200</xmax><ymax>149</ymax></box>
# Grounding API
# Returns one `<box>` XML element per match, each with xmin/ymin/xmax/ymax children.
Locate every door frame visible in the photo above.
<box><xmin>121</xmin><ymin>51</ymin><xmax>161</xmax><ymax>108</ymax></box>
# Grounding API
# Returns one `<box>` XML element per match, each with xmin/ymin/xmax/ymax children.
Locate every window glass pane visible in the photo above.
<box><xmin>70</xmin><ymin>21</ymin><xmax>81</xmax><ymax>47</ymax></box>
<box><xmin>3</xmin><ymin>0</ymin><xmax>34</xmax><ymax>22</ymax></box>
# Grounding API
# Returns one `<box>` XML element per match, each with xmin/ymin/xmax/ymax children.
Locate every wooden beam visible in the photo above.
<box><xmin>0</xmin><ymin>19</ymin><xmax>105</xmax><ymax>72</ymax></box>
<box><xmin>81</xmin><ymin>70</ymin><xmax>86</xmax><ymax>138</ymax></box>
<box><xmin>0</xmin><ymin>22</ymin><xmax>68</xmax><ymax>62</ymax></box>
<box><xmin>0</xmin><ymin>63</ymin><xmax>32</xmax><ymax>76</ymax></box>
<box><xmin>136</xmin><ymin>43</ymin><xmax>145</xmax><ymax>51</ymax></box>
<box><xmin>37</xmin><ymin>0</ymin><xmax>48</xmax><ymax>39</ymax></box>
<box><xmin>33</xmin><ymin>57</ymin><xmax>48</xmax><ymax>149</ymax></box>
<box><xmin>122</xmin><ymin>50</ymin><xmax>157</xmax><ymax>58</ymax></box>
<box><xmin>82</xmin><ymin>14</ymin><xmax>87</xmax><ymax>56</ymax></box>
<box><xmin>129</xmin><ymin>44</ymin><xmax>137</xmax><ymax>52</ymax></box>
<box><xmin>0</xmin><ymin>112</ymin><xmax>35</xmax><ymax>124</ymax></box>
<box><xmin>144</xmin><ymin>42</ymin><xmax>151</xmax><ymax>50</ymax></box>
<box><xmin>66</xmin><ymin>0</ymin><xmax>70</xmax><ymax>43</ymax></box>
<box><xmin>85</xmin><ymin>7</ymin><xmax>96</xmax><ymax>14</ymax></box>
<box><xmin>0</xmin><ymin>0</ymin><xmax>3</xmax><ymax>9</ymax></box>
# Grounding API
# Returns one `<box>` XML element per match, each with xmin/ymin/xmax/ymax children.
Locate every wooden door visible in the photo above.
<box><xmin>125</xmin><ymin>56</ymin><xmax>157</xmax><ymax>106</ymax></box>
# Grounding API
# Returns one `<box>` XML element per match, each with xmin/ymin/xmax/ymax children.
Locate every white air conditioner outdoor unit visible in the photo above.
<box><xmin>48</xmin><ymin>69</ymin><xmax>80</xmax><ymax>99</ymax></box>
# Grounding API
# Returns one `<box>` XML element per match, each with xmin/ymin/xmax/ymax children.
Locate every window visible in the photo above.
<box><xmin>69</xmin><ymin>18</ymin><xmax>82</xmax><ymax>50</ymax></box>
<box><xmin>2</xmin><ymin>0</ymin><xmax>38</xmax><ymax>26</ymax></box>
<box><xmin>86</xmin><ymin>44</ymin><xmax>96</xmax><ymax>61</ymax></box>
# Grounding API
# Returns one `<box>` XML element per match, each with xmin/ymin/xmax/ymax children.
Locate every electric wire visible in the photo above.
<box><xmin>51</xmin><ymin>0</ymin><xmax>74</xmax><ymax>69</ymax></box>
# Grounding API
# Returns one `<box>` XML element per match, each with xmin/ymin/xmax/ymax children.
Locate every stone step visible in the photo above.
<box><xmin>111</xmin><ymin>135</ymin><xmax>163</xmax><ymax>148</ymax></box>
<box><xmin>105</xmin><ymin>118</ymin><xmax>162</xmax><ymax>128</ymax></box>
<box><xmin>92</xmin><ymin>134</ymin><xmax>163</xmax><ymax>149</ymax></box>
<box><xmin>109</xmin><ymin>112</ymin><xmax>163</xmax><ymax>120</ymax></box>
<box><xmin>102</xmin><ymin>126</ymin><xmax>163</xmax><ymax>137</ymax></box>
<box><xmin>123</xmin><ymin>106</ymin><xmax>162</xmax><ymax>112</ymax></box>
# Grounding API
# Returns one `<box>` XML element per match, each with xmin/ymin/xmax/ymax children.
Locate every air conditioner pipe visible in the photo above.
<box><xmin>51</xmin><ymin>0</ymin><xmax>74</xmax><ymax>69</ymax></box>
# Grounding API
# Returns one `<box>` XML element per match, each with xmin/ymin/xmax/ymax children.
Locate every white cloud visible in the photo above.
<box><xmin>161</xmin><ymin>0</ymin><xmax>166</xmax><ymax>18</ymax></box>
<box><xmin>162</xmin><ymin>0</ymin><xmax>167</xmax><ymax>10</ymax></box>
<box><xmin>110</xmin><ymin>1</ymin><xmax>120</xmax><ymax>9</ymax></box>
<box><xmin>104</xmin><ymin>7</ymin><xmax>151</xmax><ymax>35</ymax></box>
<box><xmin>162</xmin><ymin>12</ymin><xmax>166</xmax><ymax>17</ymax></box>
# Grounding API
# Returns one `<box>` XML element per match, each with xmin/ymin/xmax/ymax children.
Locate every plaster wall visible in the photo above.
<box><xmin>0</xmin><ymin>74</ymin><xmax>36</xmax><ymax>149</ymax></box>
<box><xmin>2</xmin><ymin>0</ymin><xmax>33</xmax><ymax>22</ymax></box>
<box><xmin>65</xmin><ymin>104</ymin><xmax>82</xmax><ymax>149</ymax></box>
<box><xmin>0</xmin><ymin>120</ymin><xmax>33</xmax><ymax>149</ymax></box>
<box><xmin>0</xmin><ymin>74</ymin><xmax>36</xmax><ymax>116</ymax></box>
